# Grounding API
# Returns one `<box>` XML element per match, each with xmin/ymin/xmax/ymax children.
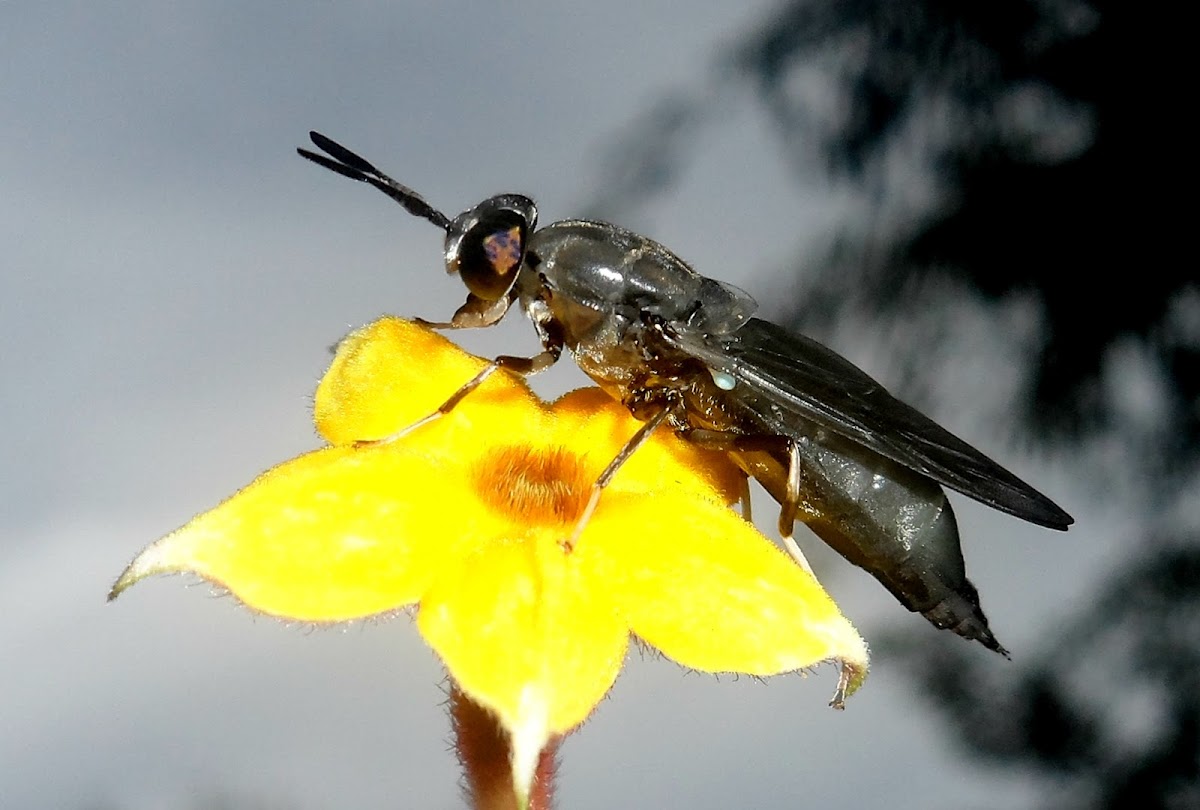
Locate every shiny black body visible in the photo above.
<box><xmin>299</xmin><ymin>132</ymin><xmax>1073</xmax><ymax>654</ymax></box>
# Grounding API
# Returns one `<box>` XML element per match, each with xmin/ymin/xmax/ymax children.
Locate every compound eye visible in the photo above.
<box><xmin>445</xmin><ymin>195</ymin><xmax>536</xmax><ymax>302</ymax></box>
<box><xmin>459</xmin><ymin>215</ymin><xmax>526</xmax><ymax>300</ymax></box>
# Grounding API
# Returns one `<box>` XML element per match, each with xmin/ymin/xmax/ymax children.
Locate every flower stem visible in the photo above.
<box><xmin>450</xmin><ymin>683</ymin><xmax>560</xmax><ymax>810</ymax></box>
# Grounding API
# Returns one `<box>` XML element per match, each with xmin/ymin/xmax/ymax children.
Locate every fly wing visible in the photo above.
<box><xmin>668</xmin><ymin>317</ymin><xmax>1073</xmax><ymax>530</ymax></box>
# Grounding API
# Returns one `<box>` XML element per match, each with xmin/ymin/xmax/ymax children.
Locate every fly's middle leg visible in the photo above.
<box><xmin>564</xmin><ymin>405</ymin><xmax>675</xmax><ymax>552</ymax></box>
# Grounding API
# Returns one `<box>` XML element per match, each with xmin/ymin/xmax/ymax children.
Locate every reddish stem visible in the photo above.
<box><xmin>450</xmin><ymin>684</ymin><xmax>560</xmax><ymax>810</ymax></box>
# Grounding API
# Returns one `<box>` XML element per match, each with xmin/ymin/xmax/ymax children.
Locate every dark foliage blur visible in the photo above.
<box><xmin>883</xmin><ymin>538</ymin><xmax>1200</xmax><ymax>810</ymax></box>
<box><xmin>729</xmin><ymin>0</ymin><xmax>1194</xmax><ymax>474</ymax></box>
<box><xmin>587</xmin><ymin>1</ymin><xmax>1196</xmax><ymax>806</ymax></box>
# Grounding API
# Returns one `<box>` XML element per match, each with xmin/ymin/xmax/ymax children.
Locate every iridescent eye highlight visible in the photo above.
<box><xmin>483</xmin><ymin>225</ymin><xmax>523</xmax><ymax>277</ymax></box>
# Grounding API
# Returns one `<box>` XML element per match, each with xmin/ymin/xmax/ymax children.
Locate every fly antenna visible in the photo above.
<box><xmin>297</xmin><ymin>131</ymin><xmax>452</xmax><ymax>232</ymax></box>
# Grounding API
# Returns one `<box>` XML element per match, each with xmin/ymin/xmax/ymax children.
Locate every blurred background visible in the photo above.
<box><xmin>2</xmin><ymin>2</ymin><xmax>1194</xmax><ymax>808</ymax></box>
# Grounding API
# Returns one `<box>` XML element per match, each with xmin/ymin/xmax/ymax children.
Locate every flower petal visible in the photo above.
<box><xmin>110</xmin><ymin>445</ymin><xmax>467</xmax><ymax>621</ymax></box>
<box><xmin>548</xmin><ymin>388</ymin><xmax>746</xmax><ymax>505</ymax></box>
<box><xmin>589</xmin><ymin>491</ymin><xmax>868</xmax><ymax>701</ymax></box>
<box><xmin>315</xmin><ymin>316</ymin><xmax>541</xmax><ymax>446</ymax></box>
<box><xmin>417</xmin><ymin>532</ymin><xmax>629</xmax><ymax>736</ymax></box>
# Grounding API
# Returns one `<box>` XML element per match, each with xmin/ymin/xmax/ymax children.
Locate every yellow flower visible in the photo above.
<box><xmin>111</xmin><ymin>316</ymin><xmax>868</xmax><ymax>799</ymax></box>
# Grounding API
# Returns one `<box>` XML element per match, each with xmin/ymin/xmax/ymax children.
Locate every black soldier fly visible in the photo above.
<box><xmin>298</xmin><ymin>131</ymin><xmax>1073</xmax><ymax>656</ymax></box>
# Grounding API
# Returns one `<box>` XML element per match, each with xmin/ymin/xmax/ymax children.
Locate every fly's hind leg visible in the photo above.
<box><xmin>776</xmin><ymin>439</ymin><xmax>815</xmax><ymax>577</ymax></box>
<box><xmin>682</xmin><ymin>429</ymin><xmax>815</xmax><ymax>577</ymax></box>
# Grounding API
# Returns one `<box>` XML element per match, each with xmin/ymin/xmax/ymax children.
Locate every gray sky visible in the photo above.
<box><xmin>2</xmin><ymin>4</ymin><xmax>1121</xmax><ymax>809</ymax></box>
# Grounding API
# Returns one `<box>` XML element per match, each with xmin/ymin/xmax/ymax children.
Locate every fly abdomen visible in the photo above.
<box><xmin>733</xmin><ymin>433</ymin><xmax>1007</xmax><ymax>655</ymax></box>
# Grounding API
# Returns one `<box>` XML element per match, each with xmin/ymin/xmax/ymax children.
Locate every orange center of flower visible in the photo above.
<box><xmin>474</xmin><ymin>446</ymin><xmax>592</xmax><ymax>525</ymax></box>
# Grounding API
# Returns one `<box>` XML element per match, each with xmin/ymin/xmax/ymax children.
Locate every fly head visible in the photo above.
<box><xmin>444</xmin><ymin>194</ymin><xmax>538</xmax><ymax>302</ymax></box>
<box><xmin>298</xmin><ymin>131</ymin><xmax>537</xmax><ymax>308</ymax></box>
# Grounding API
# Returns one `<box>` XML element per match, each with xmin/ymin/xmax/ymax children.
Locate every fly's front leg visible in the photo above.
<box><xmin>358</xmin><ymin>332</ymin><xmax>563</xmax><ymax>447</ymax></box>
<box><xmin>414</xmin><ymin>292</ymin><xmax>514</xmax><ymax>330</ymax></box>
<box><xmin>564</xmin><ymin>405</ymin><xmax>676</xmax><ymax>552</ymax></box>
<box><xmin>683</xmin><ymin>429</ymin><xmax>814</xmax><ymax>577</ymax></box>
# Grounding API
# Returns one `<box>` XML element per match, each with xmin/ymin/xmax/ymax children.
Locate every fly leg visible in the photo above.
<box><xmin>737</xmin><ymin>474</ymin><xmax>752</xmax><ymax>523</ymax></box>
<box><xmin>776</xmin><ymin>440</ymin><xmax>815</xmax><ymax>577</ymax></box>
<box><xmin>413</xmin><ymin>292</ymin><xmax>512</xmax><ymax>330</ymax></box>
<box><xmin>361</xmin><ymin>360</ymin><xmax>495</xmax><ymax>445</ymax></box>
<box><xmin>398</xmin><ymin>301</ymin><xmax>564</xmax><ymax>443</ymax></box>
<box><xmin>564</xmin><ymin>405</ymin><xmax>675</xmax><ymax>552</ymax></box>
<box><xmin>682</xmin><ymin>430</ymin><xmax>815</xmax><ymax>577</ymax></box>
<box><xmin>360</xmin><ymin>339</ymin><xmax>563</xmax><ymax>446</ymax></box>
